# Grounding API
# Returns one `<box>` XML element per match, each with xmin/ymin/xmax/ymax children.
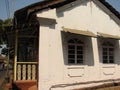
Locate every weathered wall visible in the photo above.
<box><xmin>37</xmin><ymin>0</ymin><xmax>120</xmax><ymax>90</ymax></box>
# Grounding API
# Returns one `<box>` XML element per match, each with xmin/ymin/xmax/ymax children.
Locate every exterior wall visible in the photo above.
<box><xmin>37</xmin><ymin>0</ymin><xmax>120</xmax><ymax>90</ymax></box>
<box><xmin>56</xmin><ymin>0</ymin><xmax>120</xmax><ymax>34</ymax></box>
<box><xmin>39</xmin><ymin>25</ymin><xmax>64</xmax><ymax>90</ymax></box>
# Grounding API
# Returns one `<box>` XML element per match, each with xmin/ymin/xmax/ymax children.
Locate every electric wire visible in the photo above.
<box><xmin>5</xmin><ymin>0</ymin><xmax>10</xmax><ymax>19</ymax></box>
<box><xmin>11</xmin><ymin>0</ymin><xmax>14</xmax><ymax>19</ymax></box>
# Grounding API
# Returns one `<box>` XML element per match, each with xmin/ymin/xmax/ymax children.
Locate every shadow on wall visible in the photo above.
<box><xmin>85</xmin><ymin>37</ymin><xmax>95</xmax><ymax>66</ymax></box>
<box><xmin>61</xmin><ymin>31</ymin><xmax>95</xmax><ymax>66</ymax></box>
<box><xmin>56</xmin><ymin>0</ymin><xmax>88</xmax><ymax>18</ymax></box>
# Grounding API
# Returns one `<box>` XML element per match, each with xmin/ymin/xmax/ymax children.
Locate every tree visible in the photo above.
<box><xmin>0</xmin><ymin>18</ymin><xmax>12</xmax><ymax>44</ymax></box>
<box><xmin>3</xmin><ymin>18</ymin><xmax>12</xmax><ymax>27</ymax></box>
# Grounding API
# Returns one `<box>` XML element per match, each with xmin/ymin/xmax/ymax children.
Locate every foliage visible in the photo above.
<box><xmin>0</xmin><ymin>18</ymin><xmax>12</xmax><ymax>29</ymax></box>
<box><xmin>1</xmin><ymin>48</ymin><xmax>8</xmax><ymax>56</ymax></box>
<box><xmin>3</xmin><ymin>18</ymin><xmax>12</xmax><ymax>28</ymax></box>
<box><xmin>0</xmin><ymin>18</ymin><xmax>12</xmax><ymax>44</ymax></box>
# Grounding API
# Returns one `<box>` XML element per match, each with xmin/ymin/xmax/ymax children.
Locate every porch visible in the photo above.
<box><xmin>6</xmin><ymin>19</ymin><xmax>39</xmax><ymax>90</ymax></box>
<box><xmin>15</xmin><ymin>62</ymin><xmax>38</xmax><ymax>81</ymax></box>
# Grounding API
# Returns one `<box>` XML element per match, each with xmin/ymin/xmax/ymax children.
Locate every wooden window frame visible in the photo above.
<box><xmin>68</xmin><ymin>38</ymin><xmax>84</xmax><ymax>65</ymax></box>
<box><xmin>102</xmin><ymin>42</ymin><xmax>114</xmax><ymax>64</ymax></box>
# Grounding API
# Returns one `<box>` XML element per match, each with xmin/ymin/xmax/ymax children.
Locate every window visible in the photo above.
<box><xmin>68</xmin><ymin>38</ymin><xmax>84</xmax><ymax>64</ymax></box>
<box><xmin>102</xmin><ymin>41</ymin><xmax>114</xmax><ymax>64</ymax></box>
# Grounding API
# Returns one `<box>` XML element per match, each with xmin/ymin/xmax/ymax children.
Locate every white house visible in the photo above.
<box><xmin>7</xmin><ymin>0</ymin><xmax>120</xmax><ymax>90</ymax></box>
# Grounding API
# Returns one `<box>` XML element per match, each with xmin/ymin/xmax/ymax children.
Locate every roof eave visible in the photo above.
<box><xmin>14</xmin><ymin>0</ymin><xmax>120</xmax><ymax>26</ymax></box>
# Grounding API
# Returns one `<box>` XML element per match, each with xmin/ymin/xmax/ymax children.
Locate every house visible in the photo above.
<box><xmin>6</xmin><ymin>0</ymin><xmax>120</xmax><ymax>90</ymax></box>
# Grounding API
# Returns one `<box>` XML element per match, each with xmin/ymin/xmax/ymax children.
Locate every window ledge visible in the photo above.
<box><xmin>102</xmin><ymin>64</ymin><xmax>115</xmax><ymax>68</ymax></box>
<box><xmin>66</xmin><ymin>65</ymin><xmax>86</xmax><ymax>69</ymax></box>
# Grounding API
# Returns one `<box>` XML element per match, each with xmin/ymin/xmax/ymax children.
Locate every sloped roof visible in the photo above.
<box><xmin>14</xmin><ymin>0</ymin><xmax>120</xmax><ymax>25</ymax></box>
<box><xmin>99</xmin><ymin>0</ymin><xmax>120</xmax><ymax>19</ymax></box>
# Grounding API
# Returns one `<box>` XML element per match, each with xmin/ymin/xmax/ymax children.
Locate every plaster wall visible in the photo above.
<box><xmin>37</xmin><ymin>0</ymin><xmax>120</xmax><ymax>90</ymax></box>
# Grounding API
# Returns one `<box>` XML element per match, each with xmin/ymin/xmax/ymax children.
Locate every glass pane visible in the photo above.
<box><xmin>68</xmin><ymin>55</ymin><xmax>75</xmax><ymax>58</ymax></box>
<box><xmin>103</xmin><ymin>56</ymin><xmax>108</xmax><ymax>59</ymax></box>
<box><xmin>103</xmin><ymin>51</ymin><xmax>107</xmax><ymax>55</ymax></box>
<box><xmin>77</xmin><ymin>40</ymin><xmax>84</xmax><ymax>44</ymax></box>
<box><xmin>77</xmin><ymin>46</ymin><xmax>83</xmax><ymax>50</ymax></box>
<box><xmin>103</xmin><ymin>48</ymin><xmax>107</xmax><ymax>51</ymax></box>
<box><xmin>68</xmin><ymin>39</ymin><xmax>75</xmax><ymax>43</ymax></box>
<box><xmin>68</xmin><ymin>59</ymin><xmax>75</xmax><ymax>64</ymax></box>
<box><xmin>109</xmin><ymin>48</ymin><xmax>114</xmax><ymax>51</ymax></box>
<box><xmin>77</xmin><ymin>51</ymin><xmax>83</xmax><ymax>54</ymax></box>
<box><xmin>68</xmin><ymin>45</ymin><xmax>75</xmax><ymax>49</ymax></box>
<box><xmin>109</xmin><ymin>51</ymin><xmax>113</xmax><ymax>55</ymax></box>
<box><xmin>108</xmin><ymin>43</ymin><xmax>113</xmax><ymax>46</ymax></box>
<box><xmin>109</xmin><ymin>56</ymin><xmax>114</xmax><ymax>60</ymax></box>
<box><xmin>77</xmin><ymin>60</ymin><xmax>83</xmax><ymax>64</ymax></box>
<box><xmin>68</xmin><ymin>50</ymin><xmax>75</xmax><ymax>54</ymax></box>
<box><xmin>103</xmin><ymin>42</ymin><xmax>113</xmax><ymax>46</ymax></box>
<box><xmin>103</xmin><ymin>60</ymin><xmax>108</xmax><ymax>63</ymax></box>
<box><xmin>77</xmin><ymin>55</ymin><xmax>83</xmax><ymax>59</ymax></box>
<box><xmin>109</xmin><ymin>60</ymin><xmax>114</xmax><ymax>63</ymax></box>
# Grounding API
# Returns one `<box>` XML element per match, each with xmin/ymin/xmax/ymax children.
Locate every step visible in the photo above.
<box><xmin>6</xmin><ymin>80</ymin><xmax>37</xmax><ymax>90</ymax></box>
<box><xmin>28</xmin><ymin>85</ymin><xmax>37</xmax><ymax>90</ymax></box>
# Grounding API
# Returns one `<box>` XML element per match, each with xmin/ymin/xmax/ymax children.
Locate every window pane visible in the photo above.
<box><xmin>68</xmin><ymin>59</ymin><xmax>75</xmax><ymax>64</ymax></box>
<box><xmin>68</xmin><ymin>50</ymin><xmax>75</xmax><ymax>54</ymax></box>
<box><xmin>77</xmin><ymin>55</ymin><xmax>83</xmax><ymax>59</ymax></box>
<box><xmin>109</xmin><ymin>43</ymin><xmax>114</xmax><ymax>47</ymax></box>
<box><xmin>109</xmin><ymin>60</ymin><xmax>114</xmax><ymax>63</ymax></box>
<box><xmin>109</xmin><ymin>51</ymin><xmax>113</xmax><ymax>55</ymax></box>
<box><xmin>103</xmin><ymin>51</ymin><xmax>107</xmax><ymax>55</ymax></box>
<box><xmin>103</xmin><ymin>48</ymin><xmax>107</xmax><ymax>51</ymax></box>
<box><xmin>103</xmin><ymin>60</ymin><xmax>108</xmax><ymax>63</ymax></box>
<box><xmin>68</xmin><ymin>39</ymin><xmax>75</xmax><ymax>43</ymax></box>
<box><xmin>68</xmin><ymin>38</ymin><xmax>84</xmax><ymax>65</ymax></box>
<box><xmin>103</xmin><ymin>56</ymin><xmax>108</xmax><ymax>59</ymax></box>
<box><xmin>103</xmin><ymin>42</ymin><xmax>107</xmax><ymax>46</ymax></box>
<box><xmin>68</xmin><ymin>55</ymin><xmax>75</xmax><ymax>58</ymax></box>
<box><xmin>77</xmin><ymin>46</ymin><xmax>83</xmax><ymax>50</ymax></box>
<box><xmin>77</xmin><ymin>51</ymin><xmax>83</xmax><ymax>54</ymax></box>
<box><xmin>109</xmin><ymin>48</ymin><xmax>113</xmax><ymax>51</ymax></box>
<box><xmin>102</xmin><ymin>41</ymin><xmax>114</xmax><ymax>64</ymax></box>
<box><xmin>68</xmin><ymin>45</ymin><xmax>75</xmax><ymax>49</ymax></box>
<box><xmin>109</xmin><ymin>56</ymin><xmax>114</xmax><ymax>60</ymax></box>
<box><xmin>77</xmin><ymin>40</ymin><xmax>84</xmax><ymax>44</ymax></box>
<box><xmin>77</xmin><ymin>60</ymin><xmax>83</xmax><ymax>64</ymax></box>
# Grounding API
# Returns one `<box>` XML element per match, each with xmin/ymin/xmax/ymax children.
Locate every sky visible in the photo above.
<box><xmin>0</xmin><ymin>0</ymin><xmax>120</xmax><ymax>20</ymax></box>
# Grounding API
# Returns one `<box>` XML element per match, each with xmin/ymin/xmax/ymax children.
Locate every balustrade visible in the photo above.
<box><xmin>16</xmin><ymin>62</ymin><xmax>38</xmax><ymax>80</ymax></box>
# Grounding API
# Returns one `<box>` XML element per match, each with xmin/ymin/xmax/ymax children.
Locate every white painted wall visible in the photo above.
<box><xmin>37</xmin><ymin>0</ymin><xmax>120</xmax><ymax>90</ymax></box>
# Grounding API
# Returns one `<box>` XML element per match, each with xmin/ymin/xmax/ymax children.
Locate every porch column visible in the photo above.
<box><xmin>14</xmin><ymin>30</ymin><xmax>18</xmax><ymax>81</ymax></box>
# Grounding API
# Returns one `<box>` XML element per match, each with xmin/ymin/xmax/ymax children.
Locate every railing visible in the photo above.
<box><xmin>15</xmin><ymin>62</ymin><xmax>38</xmax><ymax>81</ymax></box>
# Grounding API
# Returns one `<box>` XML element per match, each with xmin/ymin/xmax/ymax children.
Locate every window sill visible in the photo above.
<box><xmin>102</xmin><ymin>64</ymin><xmax>115</xmax><ymax>68</ymax></box>
<box><xmin>66</xmin><ymin>65</ymin><xmax>86</xmax><ymax>69</ymax></box>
